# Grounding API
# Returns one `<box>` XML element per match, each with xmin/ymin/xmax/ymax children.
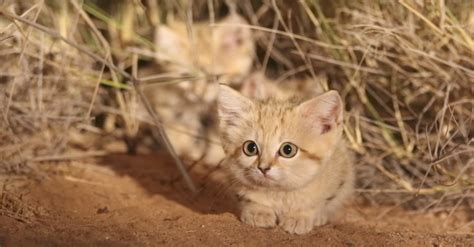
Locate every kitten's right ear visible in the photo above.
<box><xmin>218</xmin><ymin>85</ymin><xmax>253</xmax><ymax>120</ymax></box>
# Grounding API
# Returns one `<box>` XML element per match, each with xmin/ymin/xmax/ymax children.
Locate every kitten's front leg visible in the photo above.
<box><xmin>313</xmin><ymin>209</ymin><xmax>329</xmax><ymax>226</ymax></box>
<box><xmin>279</xmin><ymin>211</ymin><xmax>315</xmax><ymax>235</ymax></box>
<box><xmin>240</xmin><ymin>201</ymin><xmax>277</xmax><ymax>229</ymax></box>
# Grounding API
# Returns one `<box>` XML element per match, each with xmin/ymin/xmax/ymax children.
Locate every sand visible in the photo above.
<box><xmin>0</xmin><ymin>152</ymin><xmax>472</xmax><ymax>246</ymax></box>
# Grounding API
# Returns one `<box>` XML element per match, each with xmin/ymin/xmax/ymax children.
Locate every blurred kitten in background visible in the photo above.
<box><xmin>154</xmin><ymin>12</ymin><xmax>254</xmax><ymax>87</ymax></box>
<box><xmin>139</xmin><ymin>12</ymin><xmax>254</xmax><ymax>165</ymax></box>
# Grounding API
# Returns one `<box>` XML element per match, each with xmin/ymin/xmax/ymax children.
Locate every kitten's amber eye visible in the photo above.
<box><xmin>242</xmin><ymin>140</ymin><xmax>258</xmax><ymax>156</ymax></box>
<box><xmin>279</xmin><ymin>142</ymin><xmax>298</xmax><ymax>158</ymax></box>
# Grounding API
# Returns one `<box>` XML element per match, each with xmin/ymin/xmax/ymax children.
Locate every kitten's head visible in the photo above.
<box><xmin>211</xmin><ymin>14</ymin><xmax>254</xmax><ymax>75</ymax></box>
<box><xmin>155</xmin><ymin>14</ymin><xmax>254</xmax><ymax>78</ymax></box>
<box><xmin>218</xmin><ymin>85</ymin><xmax>343</xmax><ymax>190</ymax></box>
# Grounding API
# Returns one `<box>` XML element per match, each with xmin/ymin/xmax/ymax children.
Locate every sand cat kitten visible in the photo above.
<box><xmin>141</xmin><ymin>13</ymin><xmax>254</xmax><ymax>163</ymax></box>
<box><xmin>217</xmin><ymin>85</ymin><xmax>354</xmax><ymax>234</ymax></box>
<box><xmin>155</xmin><ymin>13</ymin><xmax>254</xmax><ymax>86</ymax></box>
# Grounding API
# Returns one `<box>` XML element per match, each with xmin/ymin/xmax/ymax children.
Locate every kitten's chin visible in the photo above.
<box><xmin>242</xmin><ymin>175</ymin><xmax>305</xmax><ymax>191</ymax></box>
<box><xmin>234</xmin><ymin>173</ymin><xmax>277</xmax><ymax>189</ymax></box>
<box><xmin>241</xmin><ymin>179</ymin><xmax>307</xmax><ymax>191</ymax></box>
<box><xmin>246</xmin><ymin>173</ymin><xmax>317</xmax><ymax>191</ymax></box>
<box><xmin>231</xmin><ymin>167</ymin><xmax>317</xmax><ymax>191</ymax></box>
<box><xmin>247</xmin><ymin>176</ymin><xmax>276</xmax><ymax>188</ymax></box>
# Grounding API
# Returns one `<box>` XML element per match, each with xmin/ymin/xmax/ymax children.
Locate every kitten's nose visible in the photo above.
<box><xmin>258</xmin><ymin>166</ymin><xmax>271</xmax><ymax>175</ymax></box>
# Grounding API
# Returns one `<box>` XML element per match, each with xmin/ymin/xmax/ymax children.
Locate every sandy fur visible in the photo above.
<box><xmin>218</xmin><ymin>85</ymin><xmax>354</xmax><ymax>234</ymax></box>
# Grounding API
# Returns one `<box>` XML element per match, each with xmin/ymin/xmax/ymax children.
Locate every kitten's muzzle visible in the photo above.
<box><xmin>257</xmin><ymin>165</ymin><xmax>271</xmax><ymax>175</ymax></box>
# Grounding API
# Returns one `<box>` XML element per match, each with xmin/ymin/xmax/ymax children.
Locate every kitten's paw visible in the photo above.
<box><xmin>240</xmin><ymin>206</ymin><xmax>277</xmax><ymax>228</ymax></box>
<box><xmin>313</xmin><ymin>213</ymin><xmax>329</xmax><ymax>226</ymax></box>
<box><xmin>279</xmin><ymin>215</ymin><xmax>314</xmax><ymax>235</ymax></box>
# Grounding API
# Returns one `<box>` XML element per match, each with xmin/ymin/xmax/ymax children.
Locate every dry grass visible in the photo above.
<box><xmin>0</xmin><ymin>0</ymin><xmax>473</xmax><ymax>216</ymax></box>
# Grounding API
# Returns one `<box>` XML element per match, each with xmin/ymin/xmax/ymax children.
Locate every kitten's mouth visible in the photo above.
<box><xmin>239</xmin><ymin>168</ymin><xmax>278</xmax><ymax>188</ymax></box>
<box><xmin>246</xmin><ymin>173</ymin><xmax>275</xmax><ymax>187</ymax></box>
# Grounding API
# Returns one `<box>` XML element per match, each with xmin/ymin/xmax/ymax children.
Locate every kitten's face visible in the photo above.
<box><xmin>155</xmin><ymin>14</ymin><xmax>254</xmax><ymax>79</ymax></box>
<box><xmin>218</xmin><ymin>85</ymin><xmax>343</xmax><ymax>190</ymax></box>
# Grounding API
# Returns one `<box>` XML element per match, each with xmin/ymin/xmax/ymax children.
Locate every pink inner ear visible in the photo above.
<box><xmin>320</xmin><ymin>103</ymin><xmax>341</xmax><ymax>133</ymax></box>
<box><xmin>320</xmin><ymin>122</ymin><xmax>332</xmax><ymax>134</ymax></box>
<box><xmin>329</xmin><ymin>100</ymin><xmax>342</xmax><ymax>125</ymax></box>
<box><xmin>299</xmin><ymin>92</ymin><xmax>342</xmax><ymax>135</ymax></box>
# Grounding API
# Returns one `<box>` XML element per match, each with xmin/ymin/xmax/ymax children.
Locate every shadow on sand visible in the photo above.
<box><xmin>98</xmin><ymin>152</ymin><xmax>237</xmax><ymax>216</ymax></box>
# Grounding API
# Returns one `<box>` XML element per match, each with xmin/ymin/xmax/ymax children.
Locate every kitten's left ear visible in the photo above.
<box><xmin>297</xmin><ymin>90</ymin><xmax>343</xmax><ymax>134</ymax></box>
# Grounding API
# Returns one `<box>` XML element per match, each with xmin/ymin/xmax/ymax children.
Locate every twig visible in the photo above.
<box><xmin>63</xmin><ymin>175</ymin><xmax>112</xmax><ymax>187</ymax></box>
<box><xmin>29</xmin><ymin>151</ymin><xmax>108</xmax><ymax>162</ymax></box>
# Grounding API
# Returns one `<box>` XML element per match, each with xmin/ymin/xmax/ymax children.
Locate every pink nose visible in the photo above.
<box><xmin>258</xmin><ymin>166</ymin><xmax>270</xmax><ymax>174</ymax></box>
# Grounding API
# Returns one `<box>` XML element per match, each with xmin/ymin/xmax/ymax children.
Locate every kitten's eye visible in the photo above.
<box><xmin>279</xmin><ymin>142</ymin><xmax>298</xmax><ymax>158</ymax></box>
<box><xmin>242</xmin><ymin>140</ymin><xmax>258</xmax><ymax>156</ymax></box>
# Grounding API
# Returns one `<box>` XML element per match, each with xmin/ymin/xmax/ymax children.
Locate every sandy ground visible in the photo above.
<box><xmin>0</xmin><ymin>152</ymin><xmax>472</xmax><ymax>246</ymax></box>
